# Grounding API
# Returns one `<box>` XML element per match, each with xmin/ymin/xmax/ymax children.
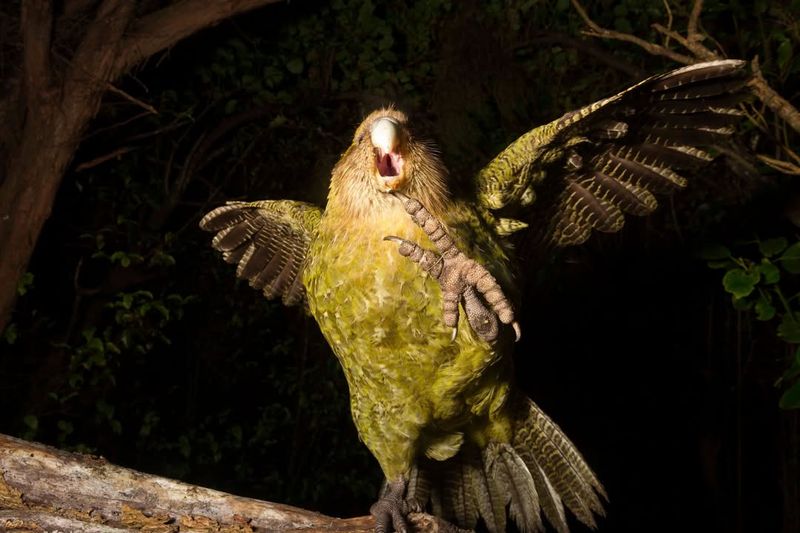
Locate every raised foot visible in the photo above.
<box><xmin>371</xmin><ymin>478</ymin><xmax>423</xmax><ymax>533</ymax></box>
<box><xmin>384</xmin><ymin>191</ymin><xmax>521</xmax><ymax>343</ymax></box>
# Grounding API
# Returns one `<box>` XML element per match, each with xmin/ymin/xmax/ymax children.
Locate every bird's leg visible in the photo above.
<box><xmin>384</xmin><ymin>191</ymin><xmax>521</xmax><ymax>343</ymax></box>
<box><xmin>371</xmin><ymin>477</ymin><xmax>422</xmax><ymax>533</ymax></box>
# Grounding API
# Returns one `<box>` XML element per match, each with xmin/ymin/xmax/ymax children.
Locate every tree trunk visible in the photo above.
<box><xmin>0</xmin><ymin>0</ymin><xmax>282</xmax><ymax>334</ymax></box>
<box><xmin>0</xmin><ymin>433</ymin><xmax>462</xmax><ymax>533</ymax></box>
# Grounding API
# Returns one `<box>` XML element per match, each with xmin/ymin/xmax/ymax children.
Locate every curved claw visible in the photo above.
<box><xmin>387</xmin><ymin>192</ymin><xmax>522</xmax><ymax>344</ymax></box>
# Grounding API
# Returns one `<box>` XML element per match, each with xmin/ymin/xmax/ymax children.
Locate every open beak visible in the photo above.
<box><xmin>370</xmin><ymin>117</ymin><xmax>406</xmax><ymax>191</ymax></box>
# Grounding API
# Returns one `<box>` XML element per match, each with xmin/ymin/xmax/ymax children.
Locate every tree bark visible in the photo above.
<box><xmin>0</xmin><ymin>434</ymin><xmax>461</xmax><ymax>533</ymax></box>
<box><xmin>0</xmin><ymin>0</ymin><xmax>282</xmax><ymax>334</ymax></box>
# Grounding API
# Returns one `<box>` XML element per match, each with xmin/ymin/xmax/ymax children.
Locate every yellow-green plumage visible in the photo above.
<box><xmin>305</xmin><ymin>190</ymin><xmax>515</xmax><ymax>480</ymax></box>
<box><xmin>200</xmin><ymin>60</ymin><xmax>750</xmax><ymax>532</ymax></box>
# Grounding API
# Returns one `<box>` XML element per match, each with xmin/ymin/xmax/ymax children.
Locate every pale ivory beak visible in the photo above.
<box><xmin>370</xmin><ymin>117</ymin><xmax>399</xmax><ymax>154</ymax></box>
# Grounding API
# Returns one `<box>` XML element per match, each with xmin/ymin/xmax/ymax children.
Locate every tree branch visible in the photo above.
<box><xmin>571</xmin><ymin>0</ymin><xmax>800</xmax><ymax>139</ymax></box>
<box><xmin>651</xmin><ymin>22</ymin><xmax>717</xmax><ymax>61</ymax></box>
<box><xmin>686</xmin><ymin>0</ymin><xmax>703</xmax><ymax>37</ymax></box>
<box><xmin>749</xmin><ymin>57</ymin><xmax>800</xmax><ymax>135</ymax></box>
<box><xmin>63</xmin><ymin>0</ymin><xmax>102</xmax><ymax>18</ymax></box>
<box><xmin>20</xmin><ymin>0</ymin><xmax>54</xmax><ymax>110</ymax></box>
<box><xmin>0</xmin><ymin>434</ymin><xmax>462</xmax><ymax>533</ymax></box>
<box><xmin>569</xmin><ymin>0</ymin><xmax>694</xmax><ymax>64</ymax></box>
<box><xmin>115</xmin><ymin>0</ymin><xmax>283</xmax><ymax>76</ymax></box>
<box><xmin>105</xmin><ymin>81</ymin><xmax>159</xmax><ymax>115</ymax></box>
<box><xmin>74</xmin><ymin>146</ymin><xmax>136</xmax><ymax>171</ymax></box>
<box><xmin>62</xmin><ymin>0</ymin><xmax>136</xmax><ymax>119</ymax></box>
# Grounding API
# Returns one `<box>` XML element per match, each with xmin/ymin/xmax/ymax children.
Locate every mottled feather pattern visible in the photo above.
<box><xmin>199</xmin><ymin>200</ymin><xmax>321</xmax><ymax>306</ymax></box>
<box><xmin>405</xmin><ymin>396</ymin><xmax>605</xmax><ymax>533</ymax></box>
<box><xmin>441</xmin><ymin>455</ymin><xmax>479</xmax><ymax>528</ymax></box>
<box><xmin>523</xmin><ymin>451</ymin><xmax>569</xmax><ymax>533</ymax></box>
<box><xmin>487</xmin><ymin>443</ymin><xmax>543</xmax><ymax>533</ymax></box>
<box><xmin>475</xmin><ymin>59</ymin><xmax>749</xmax><ymax>246</ymax></box>
<box><xmin>513</xmin><ymin>397</ymin><xmax>607</xmax><ymax>527</ymax></box>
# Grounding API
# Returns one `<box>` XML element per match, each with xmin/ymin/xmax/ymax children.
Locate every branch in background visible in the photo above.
<box><xmin>569</xmin><ymin>0</ymin><xmax>694</xmax><ymax>64</ymax></box>
<box><xmin>75</xmin><ymin>146</ymin><xmax>136</xmax><ymax>171</ymax></box>
<box><xmin>570</xmin><ymin>0</ymin><xmax>800</xmax><ymax>141</ymax></box>
<box><xmin>749</xmin><ymin>57</ymin><xmax>800</xmax><ymax>136</ymax></box>
<box><xmin>651</xmin><ymin>22</ymin><xmax>717</xmax><ymax>61</ymax></box>
<box><xmin>62</xmin><ymin>0</ymin><xmax>136</xmax><ymax>116</ymax></box>
<box><xmin>0</xmin><ymin>433</ymin><xmax>461</xmax><ymax>533</ymax></box>
<box><xmin>105</xmin><ymin>82</ymin><xmax>159</xmax><ymax>115</ymax></box>
<box><xmin>115</xmin><ymin>0</ymin><xmax>283</xmax><ymax>76</ymax></box>
<box><xmin>687</xmin><ymin>0</ymin><xmax>702</xmax><ymax>36</ymax></box>
<box><xmin>21</xmin><ymin>0</ymin><xmax>54</xmax><ymax>111</ymax></box>
<box><xmin>63</xmin><ymin>0</ymin><xmax>101</xmax><ymax>18</ymax></box>
<box><xmin>758</xmin><ymin>154</ymin><xmax>800</xmax><ymax>175</ymax></box>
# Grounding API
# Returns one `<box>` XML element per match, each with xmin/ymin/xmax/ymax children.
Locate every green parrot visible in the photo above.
<box><xmin>200</xmin><ymin>59</ymin><xmax>749</xmax><ymax>532</ymax></box>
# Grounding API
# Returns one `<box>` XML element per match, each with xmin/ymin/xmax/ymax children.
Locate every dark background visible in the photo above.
<box><xmin>2</xmin><ymin>1</ymin><xmax>799</xmax><ymax>532</ymax></box>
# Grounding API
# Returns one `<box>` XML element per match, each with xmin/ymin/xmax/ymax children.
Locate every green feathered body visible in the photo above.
<box><xmin>202</xmin><ymin>59</ymin><xmax>753</xmax><ymax>527</ymax></box>
<box><xmin>304</xmin><ymin>193</ymin><xmax>516</xmax><ymax>480</ymax></box>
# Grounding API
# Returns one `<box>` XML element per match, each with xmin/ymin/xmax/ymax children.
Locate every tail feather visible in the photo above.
<box><xmin>513</xmin><ymin>397</ymin><xmax>607</xmax><ymax>525</ymax></box>
<box><xmin>442</xmin><ymin>454</ymin><xmax>479</xmax><ymax>528</ymax></box>
<box><xmin>486</xmin><ymin>443</ymin><xmax>543</xmax><ymax>533</ymax></box>
<box><xmin>465</xmin><ymin>448</ymin><xmax>506</xmax><ymax>533</ymax></box>
<box><xmin>406</xmin><ymin>463</ymin><xmax>431</xmax><ymax>505</ymax></box>
<box><xmin>411</xmin><ymin>395</ymin><xmax>604</xmax><ymax>532</ymax></box>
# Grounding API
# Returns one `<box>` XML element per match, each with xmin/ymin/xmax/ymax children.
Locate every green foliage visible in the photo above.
<box><xmin>703</xmin><ymin>237</ymin><xmax>800</xmax><ymax>408</ymax></box>
<box><xmin>16</xmin><ymin>272</ymin><xmax>34</xmax><ymax>295</ymax></box>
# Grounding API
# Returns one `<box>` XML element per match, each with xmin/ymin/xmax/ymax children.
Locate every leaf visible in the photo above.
<box><xmin>779</xmin><ymin>380</ymin><xmax>800</xmax><ymax>409</ymax></box>
<box><xmin>17</xmin><ymin>272</ymin><xmax>34</xmax><ymax>296</ymax></box>
<box><xmin>82</xmin><ymin>328</ymin><xmax>96</xmax><ymax>343</ymax></box>
<box><xmin>758</xmin><ymin>260</ymin><xmax>780</xmax><ymax>284</ymax></box>
<box><xmin>698</xmin><ymin>244</ymin><xmax>731</xmax><ymax>260</ymax></box>
<box><xmin>778</xmin><ymin>313</ymin><xmax>800</xmax><ymax>343</ymax></box>
<box><xmin>87</xmin><ymin>337</ymin><xmax>104</xmax><ymax>353</ymax></box>
<box><xmin>708</xmin><ymin>259</ymin><xmax>735</xmax><ymax>269</ymax></box>
<box><xmin>286</xmin><ymin>57</ymin><xmax>304</xmax><ymax>74</ymax></box>
<box><xmin>777</xmin><ymin>39</ymin><xmax>792</xmax><ymax>71</ymax></box>
<box><xmin>23</xmin><ymin>415</ymin><xmax>38</xmax><ymax>431</ymax></box>
<box><xmin>779</xmin><ymin>242</ymin><xmax>800</xmax><ymax>273</ymax></box>
<box><xmin>732</xmin><ymin>295</ymin><xmax>754</xmax><ymax>311</ymax></box>
<box><xmin>179</xmin><ymin>435</ymin><xmax>192</xmax><ymax>458</ymax></box>
<box><xmin>57</xmin><ymin>420</ymin><xmax>74</xmax><ymax>435</ymax></box>
<box><xmin>3</xmin><ymin>323</ymin><xmax>18</xmax><ymax>344</ymax></box>
<box><xmin>759</xmin><ymin>237</ymin><xmax>788</xmax><ymax>257</ymax></box>
<box><xmin>110</xmin><ymin>251</ymin><xmax>129</xmax><ymax>267</ymax></box>
<box><xmin>722</xmin><ymin>268</ymin><xmax>759</xmax><ymax>298</ymax></box>
<box><xmin>755</xmin><ymin>297</ymin><xmax>776</xmax><ymax>321</ymax></box>
<box><xmin>105</xmin><ymin>341</ymin><xmax>121</xmax><ymax>354</ymax></box>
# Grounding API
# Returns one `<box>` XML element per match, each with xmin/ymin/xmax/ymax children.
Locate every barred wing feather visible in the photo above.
<box><xmin>199</xmin><ymin>200</ymin><xmax>322</xmax><ymax>306</ymax></box>
<box><xmin>476</xmin><ymin>59</ymin><xmax>749</xmax><ymax>246</ymax></box>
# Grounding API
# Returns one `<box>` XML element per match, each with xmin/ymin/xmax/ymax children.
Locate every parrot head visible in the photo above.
<box><xmin>330</xmin><ymin>107</ymin><xmax>448</xmax><ymax>219</ymax></box>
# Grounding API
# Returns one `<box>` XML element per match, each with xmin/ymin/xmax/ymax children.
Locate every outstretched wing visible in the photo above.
<box><xmin>476</xmin><ymin>59</ymin><xmax>749</xmax><ymax>246</ymax></box>
<box><xmin>199</xmin><ymin>200</ymin><xmax>322</xmax><ymax>306</ymax></box>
